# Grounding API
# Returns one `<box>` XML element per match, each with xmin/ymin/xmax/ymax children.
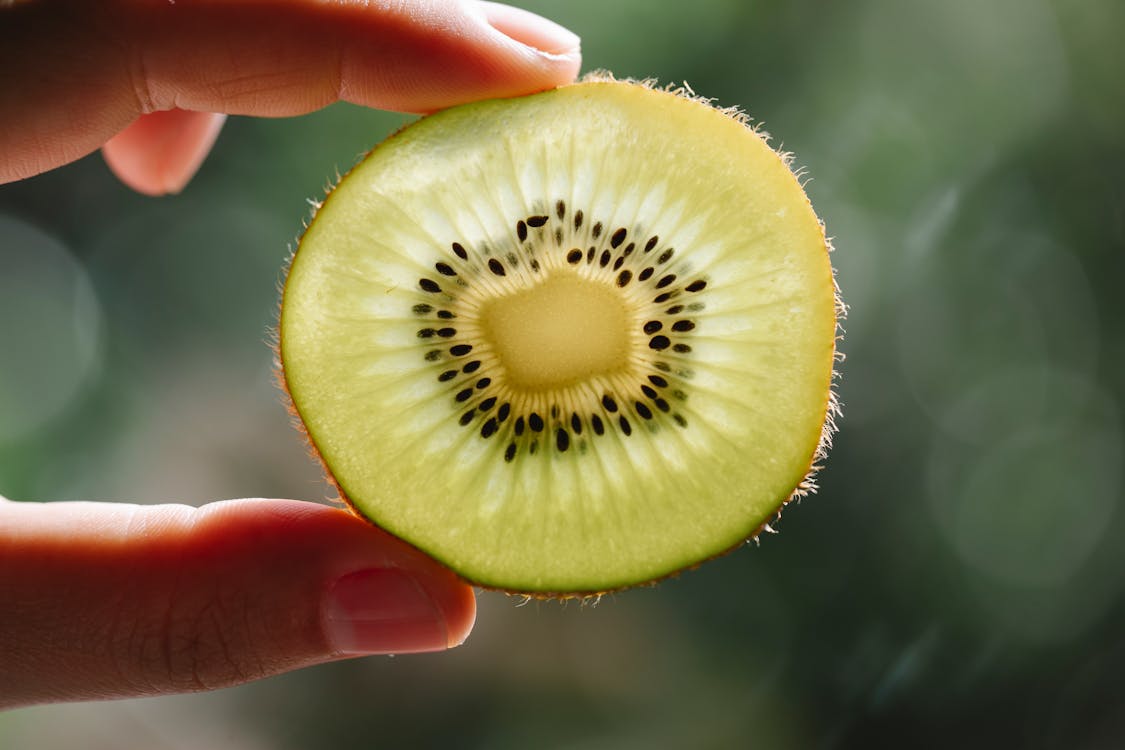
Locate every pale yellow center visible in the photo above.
<box><xmin>481</xmin><ymin>272</ymin><xmax>629</xmax><ymax>390</ymax></box>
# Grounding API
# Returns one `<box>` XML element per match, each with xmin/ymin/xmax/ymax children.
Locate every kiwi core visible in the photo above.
<box><xmin>481</xmin><ymin>272</ymin><xmax>630</xmax><ymax>389</ymax></box>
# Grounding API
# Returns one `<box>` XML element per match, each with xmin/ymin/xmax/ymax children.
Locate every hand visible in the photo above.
<box><xmin>0</xmin><ymin>0</ymin><xmax>581</xmax><ymax>194</ymax></box>
<box><xmin>0</xmin><ymin>0</ymin><xmax>581</xmax><ymax>709</ymax></box>
<box><xmin>0</xmin><ymin>496</ymin><xmax>477</xmax><ymax>709</ymax></box>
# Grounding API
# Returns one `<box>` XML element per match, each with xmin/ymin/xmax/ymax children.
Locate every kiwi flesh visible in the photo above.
<box><xmin>279</xmin><ymin>77</ymin><xmax>840</xmax><ymax>596</ymax></box>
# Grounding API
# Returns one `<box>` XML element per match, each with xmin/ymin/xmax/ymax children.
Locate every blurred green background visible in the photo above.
<box><xmin>3</xmin><ymin>0</ymin><xmax>1124</xmax><ymax>747</ymax></box>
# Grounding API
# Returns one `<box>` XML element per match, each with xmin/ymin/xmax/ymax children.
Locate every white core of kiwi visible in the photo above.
<box><xmin>482</xmin><ymin>272</ymin><xmax>629</xmax><ymax>390</ymax></box>
<box><xmin>279</xmin><ymin>77</ymin><xmax>841</xmax><ymax>596</ymax></box>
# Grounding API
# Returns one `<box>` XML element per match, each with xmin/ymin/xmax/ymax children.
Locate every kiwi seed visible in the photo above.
<box><xmin>405</xmin><ymin>206</ymin><xmax>709</xmax><ymax>461</ymax></box>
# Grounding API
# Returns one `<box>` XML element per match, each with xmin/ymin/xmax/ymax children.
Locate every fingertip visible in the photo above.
<box><xmin>318</xmin><ymin>510</ymin><xmax>477</xmax><ymax>654</ymax></box>
<box><xmin>102</xmin><ymin>110</ymin><xmax>225</xmax><ymax>196</ymax></box>
<box><xmin>442</xmin><ymin>578</ymin><xmax>478</xmax><ymax>649</ymax></box>
<box><xmin>322</xmin><ymin>566</ymin><xmax>476</xmax><ymax>656</ymax></box>
<box><xmin>475</xmin><ymin>1</ymin><xmax>582</xmax><ymax>85</ymax></box>
<box><xmin>476</xmin><ymin>1</ymin><xmax>581</xmax><ymax>58</ymax></box>
<box><xmin>200</xmin><ymin>499</ymin><xmax>477</xmax><ymax>654</ymax></box>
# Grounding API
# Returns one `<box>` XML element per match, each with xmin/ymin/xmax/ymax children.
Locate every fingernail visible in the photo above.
<box><xmin>323</xmin><ymin>569</ymin><xmax>449</xmax><ymax>656</ymax></box>
<box><xmin>478</xmin><ymin>1</ymin><xmax>581</xmax><ymax>56</ymax></box>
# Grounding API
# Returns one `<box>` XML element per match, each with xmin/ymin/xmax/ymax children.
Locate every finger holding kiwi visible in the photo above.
<box><xmin>278</xmin><ymin>75</ymin><xmax>842</xmax><ymax>596</ymax></box>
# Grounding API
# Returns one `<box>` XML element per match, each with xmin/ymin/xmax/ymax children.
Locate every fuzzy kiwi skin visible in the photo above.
<box><xmin>275</xmin><ymin>74</ymin><xmax>843</xmax><ymax>599</ymax></box>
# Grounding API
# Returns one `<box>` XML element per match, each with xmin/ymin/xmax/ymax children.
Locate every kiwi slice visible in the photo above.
<box><xmin>279</xmin><ymin>78</ymin><xmax>840</xmax><ymax>595</ymax></box>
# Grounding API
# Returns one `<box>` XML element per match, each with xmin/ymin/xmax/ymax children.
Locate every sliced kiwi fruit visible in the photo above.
<box><xmin>279</xmin><ymin>77</ymin><xmax>841</xmax><ymax>596</ymax></box>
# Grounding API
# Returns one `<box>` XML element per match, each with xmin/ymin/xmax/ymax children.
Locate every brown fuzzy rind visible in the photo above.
<box><xmin>272</xmin><ymin>75</ymin><xmax>844</xmax><ymax>601</ymax></box>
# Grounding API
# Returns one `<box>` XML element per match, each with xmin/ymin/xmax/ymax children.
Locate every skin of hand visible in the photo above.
<box><xmin>0</xmin><ymin>0</ymin><xmax>580</xmax><ymax>710</ymax></box>
<box><xmin>0</xmin><ymin>0</ymin><xmax>581</xmax><ymax>193</ymax></box>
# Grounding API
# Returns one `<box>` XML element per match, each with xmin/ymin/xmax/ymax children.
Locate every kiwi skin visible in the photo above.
<box><xmin>274</xmin><ymin>73</ymin><xmax>843</xmax><ymax>600</ymax></box>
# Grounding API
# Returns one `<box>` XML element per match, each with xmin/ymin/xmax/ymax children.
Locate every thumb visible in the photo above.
<box><xmin>0</xmin><ymin>497</ymin><xmax>475</xmax><ymax>709</ymax></box>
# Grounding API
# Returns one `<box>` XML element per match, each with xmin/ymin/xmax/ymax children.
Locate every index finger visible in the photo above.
<box><xmin>0</xmin><ymin>0</ymin><xmax>582</xmax><ymax>184</ymax></box>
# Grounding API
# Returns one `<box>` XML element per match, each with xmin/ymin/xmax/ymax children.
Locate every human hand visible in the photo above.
<box><xmin>0</xmin><ymin>0</ymin><xmax>581</xmax><ymax>194</ymax></box>
<box><xmin>0</xmin><ymin>0</ymin><xmax>581</xmax><ymax>709</ymax></box>
<box><xmin>0</xmin><ymin>497</ymin><xmax>477</xmax><ymax>709</ymax></box>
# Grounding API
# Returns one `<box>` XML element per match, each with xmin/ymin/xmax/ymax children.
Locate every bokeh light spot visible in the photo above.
<box><xmin>0</xmin><ymin>215</ymin><xmax>103</xmax><ymax>443</ymax></box>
